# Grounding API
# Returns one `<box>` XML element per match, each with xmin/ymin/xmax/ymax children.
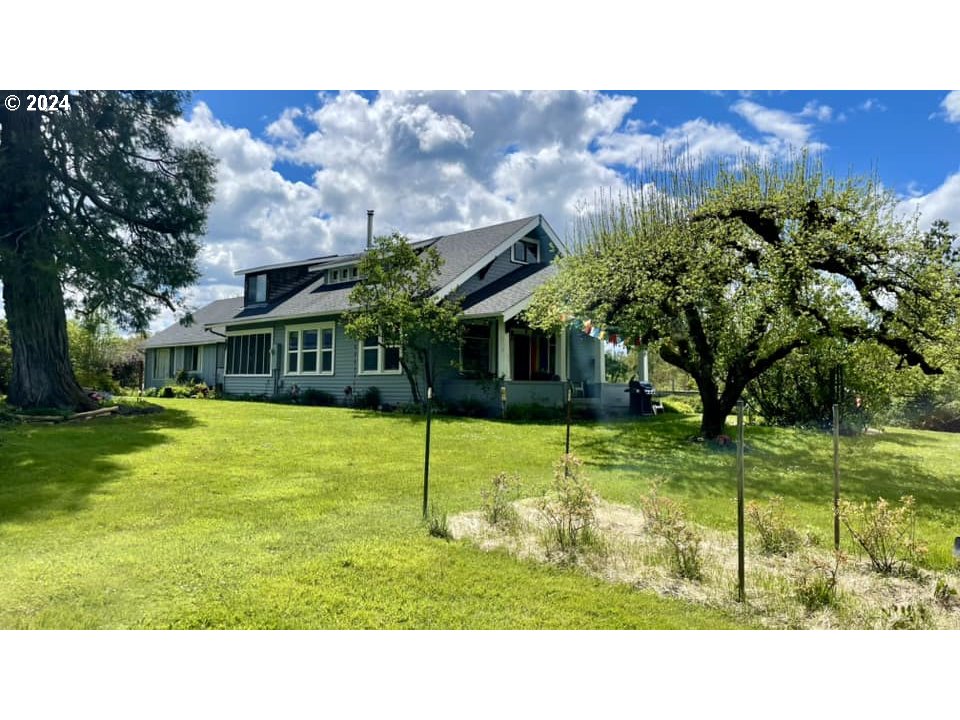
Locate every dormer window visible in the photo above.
<box><xmin>331</xmin><ymin>269</ymin><xmax>340</xmax><ymax>282</ymax></box>
<box><xmin>245</xmin><ymin>273</ymin><xmax>267</xmax><ymax>305</ymax></box>
<box><xmin>512</xmin><ymin>239</ymin><xmax>539</xmax><ymax>264</ymax></box>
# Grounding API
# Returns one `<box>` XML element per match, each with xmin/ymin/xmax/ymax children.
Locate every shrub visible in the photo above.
<box><xmin>794</xmin><ymin>551</ymin><xmax>844</xmax><ymax>610</ymax></box>
<box><xmin>660</xmin><ymin>398</ymin><xmax>696</xmax><ymax>415</ymax></box>
<box><xmin>427</xmin><ymin>503</ymin><xmax>452</xmax><ymax>540</ymax></box>
<box><xmin>839</xmin><ymin>495</ymin><xmax>926</xmax><ymax>574</ymax></box>
<box><xmin>639</xmin><ymin>481</ymin><xmax>703</xmax><ymax>580</ymax></box>
<box><xmin>354</xmin><ymin>386</ymin><xmax>382</xmax><ymax>410</ymax></box>
<box><xmin>746</xmin><ymin>496</ymin><xmax>802</xmax><ymax>556</ymax></box>
<box><xmin>536</xmin><ymin>454</ymin><xmax>598</xmax><ymax>551</ymax></box>
<box><xmin>301</xmin><ymin>388</ymin><xmax>338</xmax><ymax>406</ymax></box>
<box><xmin>481</xmin><ymin>472</ymin><xmax>521</xmax><ymax>530</ymax></box>
<box><xmin>448</xmin><ymin>397</ymin><xmax>491</xmax><ymax>418</ymax></box>
<box><xmin>503</xmin><ymin>402</ymin><xmax>564</xmax><ymax>422</ymax></box>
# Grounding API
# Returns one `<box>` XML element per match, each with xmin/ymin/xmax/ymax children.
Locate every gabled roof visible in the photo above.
<box><xmin>142</xmin><ymin>297</ymin><xmax>243</xmax><ymax>348</ymax></box>
<box><xmin>218</xmin><ymin>215</ymin><xmax>555</xmax><ymax>328</ymax></box>
<box><xmin>461</xmin><ymin>263</ymin><xmax>558</xmax><ymax>319</ymax></box>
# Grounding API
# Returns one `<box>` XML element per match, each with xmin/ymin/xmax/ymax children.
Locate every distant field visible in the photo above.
<box><xmin>1</xmin><ymin>398</ymin><xmax>957</xmax><ymax>628</ymax></box>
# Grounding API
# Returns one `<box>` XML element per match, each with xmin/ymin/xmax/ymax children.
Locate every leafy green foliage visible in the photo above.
<box><xmin>343</xmin><ymin>233</ymin><xmax>461</xmax><ymax>405</ymax></box>
<box><xmin>67</xmin><ymin>313</ymin><xmax>123</xmax><ymax>391</ymax></box>
<box><xmin>1</xmin><ymin>91</ymin><xmax>215</xmax><ymax>410</ymax></box>
<box><xmin>0</xmin><ymin>320</ymin><xmax>11</xmax><ymax>394</ymax></box>
<box><xmin>527</xmin><ymin>153</ymin><xmax>960</xmax><ymax>438</ymax></box>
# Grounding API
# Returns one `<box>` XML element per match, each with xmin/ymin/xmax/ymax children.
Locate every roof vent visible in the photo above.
<box><xmin>367</xmin><ymin>210</ymin><xmax>374</xmax><ymax>249</ymax></box>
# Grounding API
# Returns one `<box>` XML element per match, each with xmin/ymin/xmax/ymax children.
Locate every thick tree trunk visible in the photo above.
<box><xmin>1</xmin><ymin>96</ymin><xmax>94</xmax><ymax>411</ymax></box>
<box><xmin>2</xmin><ymin>240</ymin><xmax>95</xmax><ymax>410</ymax></box>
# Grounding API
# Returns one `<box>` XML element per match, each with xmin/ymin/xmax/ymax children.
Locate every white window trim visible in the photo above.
<box><xmin>357</xmin><ymin>335</ymin><xmax>403</xmax><ymax>375</ymax></box>
<box><xmin>225</xmin><ymin>328</ymin><xmax>274</xmax><ymax>377</ymax></box>
<box><xmin>510</xmin><ymin>239</ymin><xmax>539</xmax><ymax>265</ymax></box>
<box><xmin>284</xmin><ymin>322</ymin><xmax>336</xmax><ymax>376</ymax></box>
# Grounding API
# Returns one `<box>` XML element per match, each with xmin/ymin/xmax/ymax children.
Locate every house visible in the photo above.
<box><xmin>142</xmin><ymin>214</ymin><xmax>649</xmax><ymax>411</ymax></box>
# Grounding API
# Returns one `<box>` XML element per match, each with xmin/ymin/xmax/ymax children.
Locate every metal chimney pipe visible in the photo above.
<box><xmin>366</xmin><ymin>210</ymin><xmax>374</xmax><ymax>249</ymax></box>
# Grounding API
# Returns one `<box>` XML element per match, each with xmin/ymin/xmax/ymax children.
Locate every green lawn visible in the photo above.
<box><xmin>1</xmin><ymin>399</ymin><xmax>957</xmax><ymax>629</ymax></box>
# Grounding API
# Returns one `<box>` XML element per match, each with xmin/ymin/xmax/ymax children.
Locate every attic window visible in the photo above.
<box><xmin>512</xmin><ymin>240</ymin><xmax>539</xmax><ymax>264</ymax></box>
<box><xmin>245</xmin><ymin>273</ymin><xmax>267</xmax><ymax>304</ymax></box>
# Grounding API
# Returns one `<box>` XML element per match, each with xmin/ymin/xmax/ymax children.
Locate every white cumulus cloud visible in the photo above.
<box><xmin>940</xmin><ymin>91</ymin><xmax>960</xmax><ymax>123</ymax></box>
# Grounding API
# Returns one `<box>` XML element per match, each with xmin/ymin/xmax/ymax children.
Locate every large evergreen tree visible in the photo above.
<box><xmin>527</xmin><ymin>155</ymin><xmax>960</xmax><ymax>438</ymax></box>
<box><xmin>0</xmin><ymin>91</ymin><xmax>215</xmax><ymax>409</ymax></box>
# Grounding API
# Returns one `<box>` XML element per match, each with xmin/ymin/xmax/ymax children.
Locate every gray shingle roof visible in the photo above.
<box><xmin>461</xmin><ymin>264</ymin><xmax>557</xmax><ymax>317</ymax></box>
<box><xmin>142</xmin><ymin>297</ymin><xmax>243</xmax><ymax>348</ymax></box>
<box><xmin>220</xmin><ymin>215</ymin><xmax>543</xmax><ymax>326</ymax></box>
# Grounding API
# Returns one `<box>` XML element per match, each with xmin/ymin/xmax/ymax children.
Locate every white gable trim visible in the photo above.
<box><xmin>433</xmin><ymin>215</ymin><xmax>542</xmax><ymax>300</ymax></box>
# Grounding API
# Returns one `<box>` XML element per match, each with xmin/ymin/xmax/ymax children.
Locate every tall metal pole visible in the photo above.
<box><xmin>565</xmin><ymin>383</ymin><xmax>572</xmax><ymax>456</ymax></box>
<box><xmin>833</xmin><ymin>403</ymin><xmax>840</xmax><ymax>551</ymax></box>
<box><xmin>422</xmin><ymin>386</ymin><xmax>433</xmax><ymax>520</ymax></box>
<box><xmin>737</xmin><ymin>400</ymin><xmax>745</xmax><ymax>603</ymax></box>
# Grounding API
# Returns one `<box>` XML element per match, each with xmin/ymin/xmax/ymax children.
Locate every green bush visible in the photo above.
<box><xmin>660</xmin><ymin>398</ymin><xmax>696</xmax><ymax>415</ymax></box>
<box><xmin>481</xmin><ymin>472</ymin><xmax>521</xmax><ymax>530</ymax></box>
<box><xmin>354</xmin><ymin>386</ymin><xmax>382</xmax><ymax>410</ymax></box>
<box><xmin>746</xmin><ymin>496</ymin><xmax>803</xmax><ymax>556</ymax></box>
<box><xmin>640</xmin><ymin>481</ymin><xmax>703</xmax><ymax>580</ymax></box>
<box><xmin>839</xmin><ymin>495</ymin><xmax>926</xmax><ymax>574</ymax></box>
<box><xmin>536</xmin><ymin>454</ymin><xmax>598</xmax><ymax>552</ymax></box>
<box><xmin>448</xmin><ymin>397</ymin><xmax>491</xmax><ymax>418</ymax></box>
<box><xmin>504</xmin><ymin>403</ymin><xmax>563</xmax><ymax>422</ymax></box>
<box><xmin>300</xmin><ymin>388</ymin><xmax>338</xmax><ymax>406</ymax></box>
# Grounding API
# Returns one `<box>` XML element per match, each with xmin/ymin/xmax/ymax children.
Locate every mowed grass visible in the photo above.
<box><xmin>1</xmin><ymin>399</ymin><xmax>957</xmax><ymax>629</ymax></box>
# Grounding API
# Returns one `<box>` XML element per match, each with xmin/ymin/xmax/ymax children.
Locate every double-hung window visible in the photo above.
<box><xmin>286</xmin><ymin>323</ymin><xmax>335</xmax><ymax>375</ymax></box>
<box><xmin>359</xmin><ymin>335</ymin><xmax>401</xmax><ymax>374</ymax></box>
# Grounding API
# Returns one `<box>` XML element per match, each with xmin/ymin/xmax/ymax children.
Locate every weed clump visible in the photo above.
<box><xmin>427</xmin><ymin>503</ymin><xmax>452</xmax><ymax>540</ymax></box>
<box><xmin>481</xmin><ymin>472</ymin><xmax>522</xmax><ymax>531</ymax></box>
<box><xmin>639</xmin><ymin>481</ymin><xmax>703</xmax><ymax>580</ymax></box>
<box><xmin>747</xmin><ymin>496</ymin><xmax>803</xmax><ymax>556</ymax></box>
<box><xmin>794</xmin><ymin>551</ymin><xmax>844</xmax><ymax>610</ymax></box>
<box><xmin>536</xmin><ymin>454</ymin><xmax>598</xmax><ymax>552</ymax></box>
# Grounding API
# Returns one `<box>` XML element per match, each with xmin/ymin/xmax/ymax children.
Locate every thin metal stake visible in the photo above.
<box><xmin>737</xmin><ymin>400</ymin><xmax>745</xmax><ymax>603</ymax></box>
<box><xmin>422</xmin><ymin>386</ymin><xmax>433</xmax><ymax>520</ymax></box>
<box><xmin>833</xmin><ymin>403</ymin><xmax>840</xmax><ymax>551</ymax></box>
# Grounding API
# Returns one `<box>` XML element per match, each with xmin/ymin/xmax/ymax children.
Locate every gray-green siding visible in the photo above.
<box><xmin>144</xmin><ymin>343</ymin><xmax>221</xmax><ymax>389</ymax></box>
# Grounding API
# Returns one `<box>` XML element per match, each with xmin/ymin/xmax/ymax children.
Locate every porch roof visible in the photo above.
<box><xmin>460</xmin><ymin>264</ymin><xmax>557</xmax><ymax>319</ymax></box>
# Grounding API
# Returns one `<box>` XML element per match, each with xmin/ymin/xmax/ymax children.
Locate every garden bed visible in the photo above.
<box><xmin>450</xmin><ymin>499</ymin><xmax>960</xmax><ymax>630</ymax></box>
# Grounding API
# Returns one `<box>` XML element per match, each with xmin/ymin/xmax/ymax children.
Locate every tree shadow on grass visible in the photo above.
<box><xmin>573</xmin><ymin>416</ymin><xmax>960</xmax><ymax>514</ymax></box>
<box><xmin>0</xmin><ymin>408</ymin><xmax>201</xmax><ymax>525</ymax></box>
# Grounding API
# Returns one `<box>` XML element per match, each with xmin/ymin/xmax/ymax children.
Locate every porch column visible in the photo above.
<box><xmin>497</xmin><ymin>316</ymin><xmax>511</xmax><ymax>380</ymax></box>
<box><xmin>557</xmin><ymin>327</ymin><xmax>568</xmax><ymax>381</ymax></box>
<box><xmin>596</xmin><ymin>336</ymin><xmax>605</xmax><ymax>383</ymax></box>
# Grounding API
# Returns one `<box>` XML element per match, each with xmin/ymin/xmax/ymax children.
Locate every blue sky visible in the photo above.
<box><xmin>163</xmin><ymin>90</ymin><xmax>959</xmax><ymax>333</ymax></box>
